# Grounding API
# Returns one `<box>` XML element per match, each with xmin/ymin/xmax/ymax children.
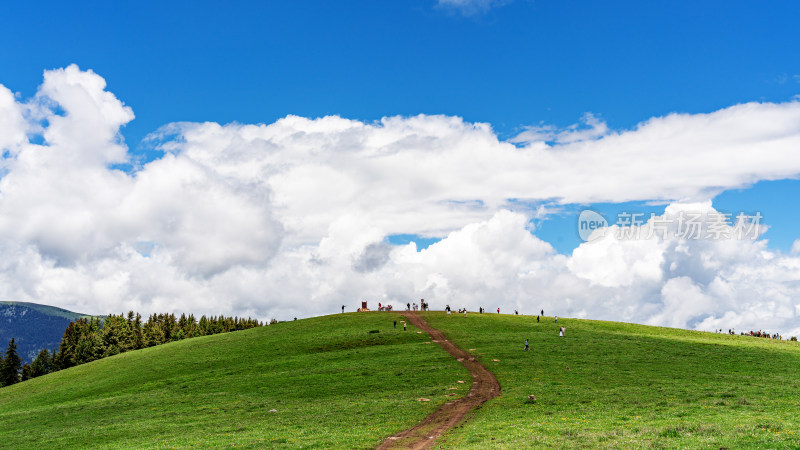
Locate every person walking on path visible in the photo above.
<box><xmin>524</xmin><ymin>338</ymin><xmax>529</xmax><ymax>351</ymax></box>
<box><xmin>407</xmin><ymin>302</ymin><xmax>411</xmax><ymax>311</ymax></box>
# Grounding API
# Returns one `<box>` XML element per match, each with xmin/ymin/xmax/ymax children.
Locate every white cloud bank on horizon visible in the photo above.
<box><xmin>1</xmin><ymin>65</ymin><xmax>800</xmax><ymax>336</ymax></box>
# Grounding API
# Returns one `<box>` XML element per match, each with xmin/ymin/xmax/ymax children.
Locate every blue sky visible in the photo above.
<box><xmin>3</xmin><ymin>1</ymin><xmax>799</xmax><ymax>137</ymax></box>
<box><xmin>1</xmin><ymin>1</ymin><xmax>800</xmax><ymax>330</ymax></box>
<box><xmin>3</xmin><ymin>0</ymin><xmax>799</xmax><ymax>254</ymax></box>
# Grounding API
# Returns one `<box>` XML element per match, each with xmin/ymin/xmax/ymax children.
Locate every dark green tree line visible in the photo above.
<box><xmin>2</xmin><ymin>310</ymin><xmax>264</xmax><ymax>387</ymax></box>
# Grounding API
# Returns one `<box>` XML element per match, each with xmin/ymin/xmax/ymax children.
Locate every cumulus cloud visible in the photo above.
<box><xmin>0</xmin><ymin>85</ymin><xmax>27</xmax><ymax>155</ymax></box>
<box><xmin>568</xmin><ymin>203</ymin><xmax>800</xmax><ymax>336</ymax></box>
<box><xmin>1</xmin><ymin>65</ymin><xmax>799</xmax><ymax>337</ymax></box>
<box><xmin>0</xmin><ymin>65</ymin><xmax>283</xmax><ymax>313</ymax></box>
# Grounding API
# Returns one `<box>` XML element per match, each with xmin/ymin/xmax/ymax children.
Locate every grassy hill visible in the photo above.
<box><xmin>0</xmin><ymin>301</ymin><xmax>93</xmax><ymax>361</ymax></box>
<box><xmin>2</xmin><ymin>311</ymin><xmax>800</xmax><ymax>448</ymax></box>
<box><xmin>0</xmin><ymin>312</ymin><xmax>468</xmax><ymax>448</ymax></box>
<box><xmin>421</xmin><ymin>312</ymin><xmax>800</xmax><ymax>448</ymax></box>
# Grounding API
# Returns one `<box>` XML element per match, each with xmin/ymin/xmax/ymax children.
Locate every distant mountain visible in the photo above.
<box><xmin>0</xmin><ymin>302</ymin><xmax>92</xmax><ymax>362</ymax></box>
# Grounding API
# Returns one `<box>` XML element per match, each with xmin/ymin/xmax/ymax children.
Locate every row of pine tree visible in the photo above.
<box><xmin>0</xmin><ymin>311</ymin><xmax>264</xmax><ymax>388</ymax></box>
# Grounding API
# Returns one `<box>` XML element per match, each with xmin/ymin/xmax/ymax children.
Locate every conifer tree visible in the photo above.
<box><xmin>20</xmin><ymin>363</ymin><xmax>34</xmax><ymax>381</ymax></box>
<box><xmin>132</xmin><ymin>312</ymin><xmax>144</xmax><ymax>350</ymax></box>
<box><xmin>74</xmin><ymin>318</ymin><xmax>102</xmax><ymax>365</ymax></box>
<box><xmin>0</xmin><ymin>338</ymin><xmax>22</xmax><ymax>387</ymax></box>
<box><xmin>198</xmin><ymin>315</ymin><xmax>210</xmax><ymax>336</ymax></box>
<box><xmin>30</xmin><ymin>349</ymin><xmax>52</xmax><ymax>378</ymax></box>
<box><xmin>101</xmin><ymin>313</ymin><xmax>132</xmax><ymax>357</ymax></box>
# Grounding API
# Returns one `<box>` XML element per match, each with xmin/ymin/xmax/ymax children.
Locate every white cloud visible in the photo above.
<box><xmin>160</xmin><ymin>100</ymin><xmax>800</xmax><ymax>245</ymax></box>
<box><xmin>437</xmin><ymin>0</ymin><xmax>513</xmax><ymax>15</ymax></box>
<box><xmin>648</xmin><ymin>277</ymin><xmax>714</xmax><ymax>329</ymax></box>
<box><xmin>1</xmin><ymin>66</ymin><xmax>800</xmax><ymax>337</ymax></box>
<box><xmin>567</xmin><ymin>204</ymin><xmax>800</xmax><ymax>336</ymax></box>
<box><xmin>0</xmin><ymin>85</ymin><xmax>27</xmax><ymax>155</ymax></box>
<box><xmin>792</xmin><ymin>239</ymin><xmax>800</xmax><ymax>254</ymax></box>
<box><xmin>569</xmin><ymin>228</ymin><xmax>665</xmax><ymax>288</ymax></box>
<box><xmin>511</xmin><ymin>113</ymin><xmax>610</xmax><ymax>145</ymax></box>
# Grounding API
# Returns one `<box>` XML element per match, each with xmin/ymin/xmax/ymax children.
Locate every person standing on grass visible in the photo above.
<box><xmin>524</xmin><ymin>338</ymin><xmax>529</xmax><ymax>351</ymax></box>
<box><xmin>341</xmin><ymin>305</ymin><xmax>345</xmax><ymax>313</ymax></box>
<box><xmin>541</xmin><ymin>309</ymin><xmax>544</xmax><ymax>316</ymax></box>
<box><xmin>497</xmin><ymin>308</ymin><xmax>500</xmax><ymax>314</ymax></box>
<box><xmin>537</xmin><ymin>315</ymin><xmax>540</xmax><ymax>323</ymax></box>
<box><xmin>403</xmin><ymin>321</ymin><xmax>407</xmax><ymax>331</ymax></box>
<box><xmin>555</xmin><ymin>316</ymin><xmax>558</xmax><ymax>323</ymax></box>
<box><xmin>394</xmin><ymin>320</ymin><xmax>397</xmax><ymax>329</ymax></box>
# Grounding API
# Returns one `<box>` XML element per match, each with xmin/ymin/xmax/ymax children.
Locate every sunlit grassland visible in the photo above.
<box><xmin>0</xmin><ymin>312</ymin><xmax>469</xmax><ymax>448</ymax></box>
<box><xmin>421</xmin><ymin>312</ymin><xmax>800</xmax><ymax>448</ymax></box>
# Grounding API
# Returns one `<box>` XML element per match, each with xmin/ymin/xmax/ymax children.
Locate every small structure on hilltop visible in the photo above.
<box><xmin>357</xmin><ymin>301</ymin><xmax>370</xmax><ymax>312</ymax></box>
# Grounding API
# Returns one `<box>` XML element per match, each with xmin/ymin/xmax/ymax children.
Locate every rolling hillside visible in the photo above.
<box><xmin>0</xmin><ymin>301</ymin><xmax>93</xmax><ymax>361</ymax></box>
<box><xmin>2</xmin><ymin>311</ymin><xmax>800</xmax><ymax>448</ymax></box>
<box><xmin>0</xmin><ymin>312</ymin><xmax>468</xmax><ymax>448</ymax></box>
<box><xmin>421</xmin><ymin>312</ymin><xmax>800</xmax><ymax>448</ymax></box>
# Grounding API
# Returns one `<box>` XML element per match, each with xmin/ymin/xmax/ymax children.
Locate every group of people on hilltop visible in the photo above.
<box><xmin>713</xmin><ymin>328</ymin><xmax>788</xmax><ymax>340</ymax></box>
<box><xmin>405</xmin><ymin>299</ymin><xmax>429</xmax><ymax>311</ymax></box>
<box><xmin>744</xmin><ymin>330</ymin><xmax>783</xmax><ymax>340</ymax></box>
<box><xmin>346</xmin><ymin>301</ymin><xmax>557</xmax><ymax>321</ymax></box>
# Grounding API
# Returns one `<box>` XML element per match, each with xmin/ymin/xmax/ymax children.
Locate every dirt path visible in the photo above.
<box><xmin>377</xmin><ymin>312</ymin><xmax>500</xmax><ymax>449</ymax></box>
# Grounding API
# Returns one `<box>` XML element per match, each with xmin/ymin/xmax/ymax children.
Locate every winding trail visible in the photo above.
<box><xmin>377</xmin><ymin>312</ymin><xmax>500</xmax><ymax>449</ymax></box>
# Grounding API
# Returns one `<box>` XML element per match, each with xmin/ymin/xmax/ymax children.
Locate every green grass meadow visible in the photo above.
<box><xmin>3</xmin><ymin>311</ymin><xmax>800</xmax><ymax>448</ymax></box>
<box><xmin>0</xmin><ymin>312</ymin><xmax>468</xmax><ymax>448</ymax></box>
<box><xmin>421</xmin><ymin>312</ymin><xmax>800</xmax><ymax>448</ymax></box>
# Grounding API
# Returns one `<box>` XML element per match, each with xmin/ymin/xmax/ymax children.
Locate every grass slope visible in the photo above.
<box><xmin>0</xmin><ymin>312</ymin><xmax>469</xmax><ymax>449</ymax></box>
<box><xmin>421</xmin><ymin>312</ymin><xmax>800</xmax><ymax>448</ymax></box>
